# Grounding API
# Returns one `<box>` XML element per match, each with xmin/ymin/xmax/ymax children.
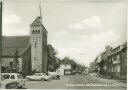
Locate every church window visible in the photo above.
<box><xmin>32</xmin><ymin>30</ymin><xmax>34</xmax><ymax>34</ymax></box>
<box><xmin>35</xmin><ymin>30</ymin><xmax>37</xmax><ymax>34</ymax></box>
<box><xmin>38</xmin><ymin>30</ymin><xmax>40</xmax><ymax>34</ymax></box>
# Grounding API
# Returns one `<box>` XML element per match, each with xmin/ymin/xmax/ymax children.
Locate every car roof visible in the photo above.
<box><xmin>2</xmin><ymin>73</ymin><xmax>21</xmax><ymax>75</ymax></box>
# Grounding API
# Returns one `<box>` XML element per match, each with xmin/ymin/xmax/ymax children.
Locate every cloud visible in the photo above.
<box><xmin>53</xmin><ymin>30</ymin><xmax>70</xmax><ymax>36</ymax></box>
<box><xmin>68</xmin><ymin>16</ymin><xmax>103</xmax><ymax>30</ymax></box>
<box><xmin>68</xmin><ymin>22</ymin><xmax>85</xmax><ymax>30</ymax></box>
<box><xmin>4</xmin><ymin>14</ymin><xmax>21</xmax><ymax>24</ymax></box>
<box><xmin>56</xmin><ymin>30</ymin><xmax>119</xmax><ymax>66</ymax></box>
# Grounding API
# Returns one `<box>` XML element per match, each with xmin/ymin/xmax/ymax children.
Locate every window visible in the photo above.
<box><xmin>114</xmin><ymin>67</ymin><xmax>116</xmax><ymax>72</ymax></box>
<box><xmin>112</xmin><ymin>68</ymin><xmax>113</xmax><ymax>72</ymax></box>
<box><xmin>117</xmin><ymin>66</ymin><xmax>120</xmax><ymax>72</ymax></box>
<box><xmin>43</xmin><ymin>73</ymin><xmax>47</xmax><ymax>76</ymax></box>
<box><xmin>35</xmin><ymin>30</ymin><xmax>37</xmax><ymax>34</ymax></box>
<box><xmin>104</xmin><ymin>66</ymin><xmax>106</xmax><ymax>70</ymax></box>
<box><xmin>10</xmin><ymin>75</ymin><xmax>15</xmax><ymax>79</ymax></box>
<box><xmin>32</xmin><ymin>30</ymin><xmax>35</xmax><ymax>34</ymax></box>
<box><xmin>38</xmin><ymin>30</ymin><xmax>40</xmax><ymax>34</ymax></box>
<box><xmin>116</xmin><ymin>55</ymin><xmax>120</xmax><ymax>62</ymax></box>
<box><xmin>112</xmin><ymin>57</ymin><xmax>114</xmax><ymax>62</ymax></box>
<box><xmin>109</xmin><ymin>58</ymin><xmax>111</xmax><ymax>63</ymax></box>
<box><xmin>109</xmin><ymin>68</ymin><xmax>111</xmax><ymax>72</ymax></box>
<box><xmin>17</xmin><ymin>75</ymin><xmax>22</xmax><ymax>79</ymax></box>
<box><xmin>35</xmin><ymin>74</ymin><xmax>41</xmax><ymax>76</ymax></box>
<box><xmin>2</xmin><ymin>74</ymin><xmax>10</xmax><ymax>79</ymax></box>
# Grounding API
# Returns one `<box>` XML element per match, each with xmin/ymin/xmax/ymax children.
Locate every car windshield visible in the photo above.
<box><xmin>2</xmin><ymin>74</ymin><xmax>10</xmax><ymax>79</ymax></box>
<box><xmin>17</xmin><ymin>75</ymin><xmax>23</xmax><ymax>79</ymax></box>
<box><xmin>10</xmin><ymin>75</ymin><xmax>15</xmax><ymax>79</ymax></box>
<box><xmin>35</xmin><ymin>74</ymin><xmax>42</xmax><ymax>76</ymax></box>
<box><xmin>43</xmin><ymin>73</ymin><xmax>47</xmax><ymax>76</ymax></box>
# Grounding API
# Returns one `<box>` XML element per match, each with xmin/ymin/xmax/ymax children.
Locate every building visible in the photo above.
<box><xmin>89</xmin><ymin>62</ymin><xmax>95</xmax><ymax>73</ymax></box>
<box><xmin>107</xmin><ymin>43</ymin><xmax>127</xmax><ymax>79</ymax></box>
<box><xmin>57</xmin><ymin>64</ymin><xmax>72</xmax><ymax>75</ymax></box>
<box><xmin>30</xmin><ymin>16</ymin><xmax>48</xmax><ymax>73</ymax></box>
<box><xmin>99</xmin><ymin>45</ymin><xmax>112</xmax><ymax>78</ymax></box>
<box><xmin>2</xmin><ymin>36</ymin><xmax>29</xmax><ymax>73</ymax></box>
<box><xmin>21</xmin><ymin>43</ymin><xmax>31</xmax><ymax>75</ymax></box>
<box><xmin>2</xmin><ymin>14</ymin><xmax>48</xmax><ymax>74</ymax></box>
<box><xmin>94</xmin><ymin>54</ymin><xmax>102</xmax><ymax>75</ymax></box>
<box><xmin>94</xmin><ymin>43</ymin><xmax>127</xmax><ymax>80</ymax></box>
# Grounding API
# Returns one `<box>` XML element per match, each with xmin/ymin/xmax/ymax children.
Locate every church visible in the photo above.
<box><xmin>2</xmin><ymin>15</ymin><xmax>48</xmax><ymax>75</ymax></box>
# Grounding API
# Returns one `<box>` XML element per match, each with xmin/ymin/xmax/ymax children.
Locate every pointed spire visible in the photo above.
<box><xmin>39</xmin><ymin>1</ymin><xmax>42</xmax><ymax>19</ymax></box>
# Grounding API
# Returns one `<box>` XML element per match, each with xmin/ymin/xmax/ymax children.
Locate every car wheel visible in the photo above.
<box><xmin>18</xmin><ymin>86</ymin><xmax>23</xmax><ymax>89</ymax></box>
<box><xmin>27</xmin><ymin>78</ymin><xmax>31</xmax><ymax>81</ymax></box>
<box><xmin>44</xmin><ymin>79</ymin><xmax>47</xmax><ymax>81</ymax></box>
<box><xmin>41</xmin><ymin>78</ymin><xmax>44</xmax><ymax>81</ymax></box>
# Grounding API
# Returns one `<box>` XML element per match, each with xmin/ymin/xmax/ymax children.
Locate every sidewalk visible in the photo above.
<box><xmin>92</xmin><ymin>76</ymin><xmax>127</xmax><ymax>88</ymax></box>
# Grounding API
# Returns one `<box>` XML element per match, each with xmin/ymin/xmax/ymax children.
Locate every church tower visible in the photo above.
<box><xmin>30</xmin><ymin>16</ymin><xmax>48</xmax><ymax>73</ymax></box>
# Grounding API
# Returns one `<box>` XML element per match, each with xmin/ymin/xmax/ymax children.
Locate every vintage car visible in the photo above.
<box><xmin>1</xmin><ymin>73</ymin><xmax>25</xmax><ymax>89</ymax></box>
<box><xmin>26</xmin><ymin>73</ymin><xmax>52</xmax><ymax>81</ymax></box>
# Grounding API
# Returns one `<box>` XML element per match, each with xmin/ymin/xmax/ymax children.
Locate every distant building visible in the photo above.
<box><xmin>89</xmin><ymin>62</ymin><xmax>95</xmax><ymax>73</ymax></box>
<box><xmin>94</xmin><ymin>42</ymin><xmax>127</xmax><ymax>80</ymax></box>
<box><xmin>57</xmin><ymin>64</ymin><xmax>72</xmax><ymax>75</ymax></box>
<box><xmin>94</xmin><ymin>54</ymin><xmax>102</xmax><ymax>75</ymax></box>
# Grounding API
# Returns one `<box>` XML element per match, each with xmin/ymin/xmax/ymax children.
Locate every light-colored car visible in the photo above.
<box><xmin>26</xmin><ymin>73</ymin><xmax>52</xmax><ymax>81</ymax></box>
<box><xmin>1</xmin><ymin>73</ymin><xmax>25</xmax><ymax>89</ymax></box>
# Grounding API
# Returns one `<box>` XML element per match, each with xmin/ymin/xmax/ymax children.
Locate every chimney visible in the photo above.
<box><xmin>106</xmin><ymin>45</ymin><xmax>111</xmax><ymax>53</ymax></box>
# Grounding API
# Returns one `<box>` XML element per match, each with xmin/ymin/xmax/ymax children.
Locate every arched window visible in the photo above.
<box><xmin>32</xmin><ymin>30</ymin><xmax>34</xmax><ymax>34</ymax></box>
<box><xmin>38</xmin><ymin>30</ymin><xmax>40</xmax><ymax>34</ymax></box>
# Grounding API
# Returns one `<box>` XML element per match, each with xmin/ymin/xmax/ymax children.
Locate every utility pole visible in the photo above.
<box><xmin>0</xmin><ymin>1</ymin><xmax>2</xmax><ymax>87</ymax></box>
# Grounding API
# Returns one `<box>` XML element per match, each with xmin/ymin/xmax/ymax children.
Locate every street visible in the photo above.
<box><xmin>25</xmin><ymin>75</ymin><xmax>126</xmax><ymax>89</ymax></box>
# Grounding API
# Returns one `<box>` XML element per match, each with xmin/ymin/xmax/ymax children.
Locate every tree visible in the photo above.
<box><xmin>47</xmin><ymin>44</ymin><xmax>60</xmax><ymax>72</ymax></box>
<box><xmin>60</xmin><ymin>56</ymin><xmax>86</xmax><ymax>72</ymax></box>
<box><xmin>61</xmin><ymin>56</ymin><xmax>78</xmax><ymax>71</ymax></box>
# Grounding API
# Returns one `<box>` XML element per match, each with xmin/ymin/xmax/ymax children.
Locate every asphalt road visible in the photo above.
<box><xmin>25</xmin><ymin>75</ymin><xmax>126</xmax><ymax>89</ymax></box>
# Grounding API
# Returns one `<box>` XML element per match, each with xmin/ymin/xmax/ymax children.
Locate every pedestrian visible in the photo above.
<box><xmin>57</xmin><ymin>75</ymin><xmax>60</xmax><ymax>80</ymax></box>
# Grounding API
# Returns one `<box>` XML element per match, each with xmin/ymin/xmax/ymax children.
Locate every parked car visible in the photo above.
<box><xmin>26</xmin><ymin>73</ymin><xmax>52</xmax><ymax>81</ymax></box>
<box><xmin>1</xmin><ymin>73</ymin><xmax>25</xmax><ymax>89</ymax></box>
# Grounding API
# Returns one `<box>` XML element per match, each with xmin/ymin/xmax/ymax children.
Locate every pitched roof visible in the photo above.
<box><xmin>30</xmin><ymin>16</ymin><xmax>48</xmax><ymax>33</ymax></box>
<box><xmin>30</xmin><ymin>16</ymin><xmax>43</xmax><ymax>26</ymax></box>
<box><xmin>2</xmin><ymin>36</ymin><xmax>30</xmax><ymax>57</ymax></box>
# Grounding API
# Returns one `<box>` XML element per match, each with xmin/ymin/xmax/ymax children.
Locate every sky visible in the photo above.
<box><xmin>2</xmin><ymin>0</ymin><xmax>127</xmax><ymax>67</ymax></box>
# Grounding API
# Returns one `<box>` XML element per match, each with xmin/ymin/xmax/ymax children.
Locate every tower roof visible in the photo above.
<box><xmin>30</xmin><ymin>16</ymin><xmax>48</xmax><ymax>33</ymax></box>
<box><xmin>30</xmin><ymin>16</ymin><xmax>43</xmax><ymax>26</ymax></box>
